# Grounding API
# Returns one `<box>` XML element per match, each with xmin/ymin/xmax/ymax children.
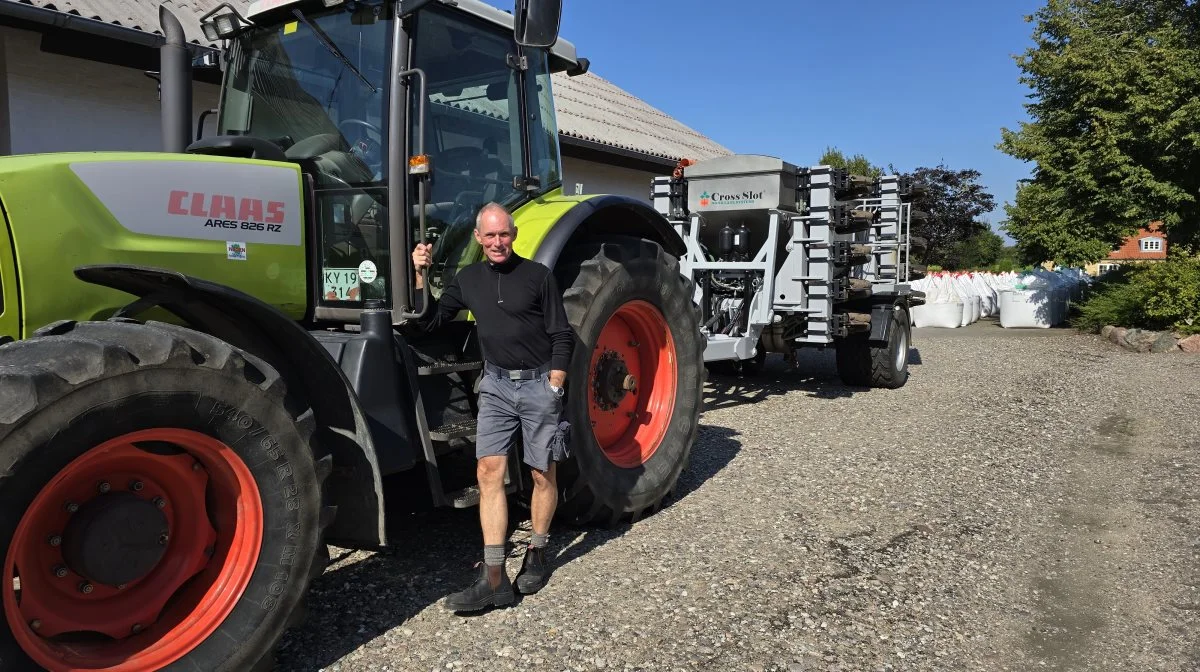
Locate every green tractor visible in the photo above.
<box><xmin>0</xmin><ymin>0</ymin><xmax>705</xmax><ymax>669</ymax></box>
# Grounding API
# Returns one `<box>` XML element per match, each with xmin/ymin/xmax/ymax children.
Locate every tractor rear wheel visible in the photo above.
<box><xmin>0</xmin><ymin>320</ymin><xmax>332</xmax><ymax>672</ymax></box>
<box><xmin>554</xmin><ymin>236</ymin><xmax>704</xmax><ymax>527</ymax></box>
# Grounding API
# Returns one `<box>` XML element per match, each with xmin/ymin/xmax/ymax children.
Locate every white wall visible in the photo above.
<box><xmin>562</xmin><ymin>155</ymin><xmax>666</xmax><ymax>204</ymax></box>
<box><xmin>0</xmin><ymin>30</ymin><xmax>675</xmax><ymax>198</ymax></box>
<box><xmin>2</xmin><ymin>26</ymin><xmax>220</xmax><ymax>155</ymax></box>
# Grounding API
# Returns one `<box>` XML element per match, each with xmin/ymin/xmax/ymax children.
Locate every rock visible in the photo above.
<box><xmin>1121</xmin><ymin>329</ymin><xmax>1156</xmax><ymax>352</ymax></box>
<box><xmin>1180</xmin><ymin>335</ymin><xmax>1200</xmax><ymax>353</ymax></box>
<box><xmin>1150</xmin><ymin>332</ymin><xmax>1179</xmax><ymax>353</ymax></box>
<box><xmin>1100</xmin><ymin>325</ymin><xmax>1116</xmax><ymax>340</ymax></box>
<box><xmin>1109</xmin><ymin>327</ymin><xmax>1127</xmax><ymax>345</ymax></box>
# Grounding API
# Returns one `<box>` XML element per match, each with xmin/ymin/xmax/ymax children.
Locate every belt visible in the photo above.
<box><xmin>484</xmin><ymin>361</ymin><xmax>551</xmax><ymax>380</ymax></box>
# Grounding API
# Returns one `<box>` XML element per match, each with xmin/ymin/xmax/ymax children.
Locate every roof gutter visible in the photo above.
<box><xmin>559</xmin><ymin>134</ymin><xmax>680</xmax><ymax>173</ymax></box>
<box><xmin>0</xmin><ymin>1</ymin><xmax>217</xmax><ymax>54</ymax></box>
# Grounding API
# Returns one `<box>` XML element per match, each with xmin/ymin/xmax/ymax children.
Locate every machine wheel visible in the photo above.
<box><xmin>554</xmin><ymin>236</ymin><xmax>704</xmax><ymax>527</ymax></box>
<box><xmin>0</xmin><ymin>320</ymin><xmax>333</xmax><ymax>672</ymax></box>
<box><xmin>835</xmin><ymin>304</ymin><xmax>911</xmax><ymax>389</ymax></box>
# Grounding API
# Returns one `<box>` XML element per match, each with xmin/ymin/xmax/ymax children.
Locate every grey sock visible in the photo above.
<box><xmin>484</xmin><ymin>544</ymin><xmax>506</xmax><ymax>567</ymax></box>
<box><xmin>530</xmin><ymin>532</ymin><xmax>549</xmax><ymax>549</ymax></box>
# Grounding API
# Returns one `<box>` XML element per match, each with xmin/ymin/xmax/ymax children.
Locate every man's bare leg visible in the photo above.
<box><xmin>529</xmin><ymin>463</ymin><xmax>557</xmax><ymax>535</ymax></box>
<box><xmin>477</xmin><ymin>455</ymin><xmax>508</xmax><ymax>586</ymax></box>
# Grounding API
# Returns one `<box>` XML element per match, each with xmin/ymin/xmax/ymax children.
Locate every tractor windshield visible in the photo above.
<box><xmin>218</xmin><ymin>5</ymin><xmax>391</xmax><ymax>186</ymax></box>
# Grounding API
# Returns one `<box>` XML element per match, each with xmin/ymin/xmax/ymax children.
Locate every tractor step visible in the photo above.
<box><xmin>445</xmin><ymin>481</ymin><xmax>518</xmax><ymax>509</ymax></box>
<box><xmin>448</xmin><ymin>486</ymin><xmax>482</xmax><ymax>508</ymax></box>
<box><xmin>430</xmin><ymin>419</ymin><xmax>477</xmax><ymax>442</ymax></box>
<box><xmin>418</xmin><ymin>359</ymin><xmax>483</xmax><ymax>376</ymax></box>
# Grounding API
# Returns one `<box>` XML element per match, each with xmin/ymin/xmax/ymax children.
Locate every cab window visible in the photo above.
<box><xmin>410</xmin><ymin>7</ymin><xmax>526</xmax><ymax>295</ymax></box>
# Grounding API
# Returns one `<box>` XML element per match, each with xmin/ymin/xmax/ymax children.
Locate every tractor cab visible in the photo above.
<box><xmin>193</xmin><ymin>0</ymin><xmax>584</xmax><ymax>322</ymax></box>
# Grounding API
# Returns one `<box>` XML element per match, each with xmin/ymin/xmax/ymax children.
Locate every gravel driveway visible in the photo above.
<box><xmin>275</xmin><ymin>319</ymin><xmax>1200</xmax><ymax>672</ymax></box>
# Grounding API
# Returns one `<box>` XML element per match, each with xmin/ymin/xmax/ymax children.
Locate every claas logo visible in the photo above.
<box><xmin>168</xmin><ymin>190</ymin><xmax>285</xmax><ymax>224</ymax></box>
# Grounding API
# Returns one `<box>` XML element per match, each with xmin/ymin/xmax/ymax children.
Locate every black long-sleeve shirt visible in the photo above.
<box><xmin>417</xmin><ymin>253</ymin><xmax>574</xmax><ymax>371</ymax></box>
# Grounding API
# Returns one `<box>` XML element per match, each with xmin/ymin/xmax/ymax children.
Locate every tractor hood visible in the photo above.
<box><xmin>0</xmin><ymin>152</ymin><xmax>310</xmax><ymax>337</ymax></box>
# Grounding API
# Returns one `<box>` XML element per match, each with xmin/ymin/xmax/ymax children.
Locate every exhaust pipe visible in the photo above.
<box><xmin>158</xmin><ymin>6</ymin><xmax>192</xmax><ymax>153</ymax></box>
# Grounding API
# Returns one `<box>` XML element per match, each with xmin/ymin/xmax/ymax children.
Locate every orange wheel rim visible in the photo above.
<box><xmin>588</xmin><ymin>300</ymin><xmax>678</xmax><ymax>468</ymax></box>
<box><xmin>3</xmin><ymin>429</ymin><xmax>262</xmax><ymax>671</ymax></box>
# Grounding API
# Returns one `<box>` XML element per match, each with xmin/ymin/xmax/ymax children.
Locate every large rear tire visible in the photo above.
<box><xmin>0</xmin><ymin>320</ymin><xmax>332</xmax><ymax>672</ymax></box>
<box><xmin>553</xmin><ymin>236</ymin><xmax>705</xmax><ymax>527</ymax></box>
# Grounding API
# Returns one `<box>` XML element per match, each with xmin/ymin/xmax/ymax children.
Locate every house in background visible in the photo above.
<box><xmin>0</xmin><ymin>0</ymin><xmax>730</xmax><ymax>203</ymax></box>
<box><xmin>1086</xmin><ymin>221</ymin><xmax>1168</xmax><ymax>276</ymax></box>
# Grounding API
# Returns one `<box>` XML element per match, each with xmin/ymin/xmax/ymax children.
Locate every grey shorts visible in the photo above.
<box><xmin>476</xmin><ymin>362</ymin><xmax>571</xmax><ymax>472</ymax></box>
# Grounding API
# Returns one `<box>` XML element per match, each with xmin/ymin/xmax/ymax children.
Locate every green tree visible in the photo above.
<box><xmin>997</xmin><ymin>0</ymin><xmax>1200</xmax><ymax>266</ymax></box>
<box><xmin>819</xmin><ymin>146</ymin><xmax>883</xmax><ymax>178</ymax></box>
<box><xmin>991</xmin><ymin>245</ymin><xmax>1023</xmax><ymax>272</ymax></box>
<box><xmin>941</xmin><ymin>230</ymin><xmax>1023</xmax><ymax>271</ymax></box>
<box><xmin>904</xmin><ymin>165</ymin><xmax>997</xmax><ymax>267</ymax></box>
<box><xmin>944</xmin><ymin>228</ymin><xmax>1006</xmax><ymax>270</ymax></box>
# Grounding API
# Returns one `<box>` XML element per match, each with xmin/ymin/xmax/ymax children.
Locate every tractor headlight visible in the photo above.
<box><xmin>199</xmin><ymin>3</ymin><xmax>253</xmax><ymax>42</ymax></box>
<box><xmin>213</xmin><ymin>13</ymin><xmax>239</xmax><ymax>37</ymax></box>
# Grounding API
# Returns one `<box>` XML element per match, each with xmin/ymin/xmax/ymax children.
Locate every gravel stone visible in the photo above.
<box><xmin>275</xmin><ymin>320</ymin><xmax>1200</xmax><ymax>671</ymax></box>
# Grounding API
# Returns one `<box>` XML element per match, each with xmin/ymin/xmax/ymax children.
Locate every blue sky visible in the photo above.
<box><xmin>559</xmin><ymin>0</ymin><xmax>1047</xmax><ymax>239</ymax></box>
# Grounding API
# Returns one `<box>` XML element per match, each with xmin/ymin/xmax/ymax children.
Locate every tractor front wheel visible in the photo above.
<box><xmin>0</xmin><ymin>320</ymin><xmax>331</xmax><ymax>672</ymax></box>
<box><xmin>555</xmin><ymin>236</ymin><xmax>705</xmax><ymax>526</ymax></box>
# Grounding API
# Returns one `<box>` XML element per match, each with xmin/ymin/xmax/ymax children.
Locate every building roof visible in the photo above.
<box><xmin>4</xmin><ymin>0</ymin><xmax>732</xmax><ymax>164</ymax></box>
<box><xmin>7</xmin><ymin>0</ymin><xmax>229</xmax><ymax>47</ymax></box>
<box><xmin>552</xmin><ymin>71</ymin><xmax>730</xmax><ymax>163</ymax></box>
<box><xmin>1108</xmin><ymin>221</ymin><xmax>1167</xmax><ymax>261</ymax></box>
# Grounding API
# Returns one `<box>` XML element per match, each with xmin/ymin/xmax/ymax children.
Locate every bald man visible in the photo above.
<box><xmin>412</xmin><ymin>202</ymin><xmax>574</xmax><ymax>613</ymax></box>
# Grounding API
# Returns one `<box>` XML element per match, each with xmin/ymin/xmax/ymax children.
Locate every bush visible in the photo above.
<box><xmin>1074</xmin><ymin>257</ymin><xmax>1200</xmax><ymax>334</ymax></box>
<box><xmin>985</xmin><ymin>258</ymin><xmax>1022</xmax><ymax>273</ymax></box>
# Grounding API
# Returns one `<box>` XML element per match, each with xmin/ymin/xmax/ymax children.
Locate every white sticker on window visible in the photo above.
<box><xmin>357</xmin><ymin>260</ymin><xmax>378</xmax><ymax>284</ymax></box>
<box><xmin>226</xmin><ymin>242</ymin><xmax>247</xmax><ymax>261</ymax></box>
<box><xmin>69</xmin><ymin>159</ymin><xmax>302</xmax><ymax>246</ymax></box>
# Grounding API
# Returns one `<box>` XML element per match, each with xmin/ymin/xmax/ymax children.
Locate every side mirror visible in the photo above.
<box><xmin>514</xmin><ymin>0</ymin><xmax>561</xmax><ymax>48</ymax></box>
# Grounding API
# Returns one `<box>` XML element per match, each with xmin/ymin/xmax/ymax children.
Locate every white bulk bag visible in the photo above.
<box><xmin>971</xmin><ymin>273</ymin><xmax>998</xmax><ymax>317</ymax></box>
<box><xmin>1000</xmin><ymin>272</ymin><xmax>1062</xmax><ymax>328</ymax></box>
<box><xmin>913</xmin><ymin>301</ymin><xmax>965</xmax><ymax>328</ymax></box>
<box><xmin>911</xmin><ymin>273</ymin><xmax>965</xmax><ymax>328</ymax></box>
<box><xmin>998</xmin><ymin>288</ymin><xmax>1052</xmax><ymax>328</ymax></box>
<box><xmin>950</xmin><ymin>274</ymin><xmax>980</xmax><ymax>325</ymax></box>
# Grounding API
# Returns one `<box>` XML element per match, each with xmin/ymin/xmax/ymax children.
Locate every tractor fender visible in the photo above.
<box><xmin>868</xmin><ymin>299</ymin><xmax>912</xmax><ymax>344</ymax></box>
<box><xmin>72</xmin><ymin>264</ymin><xmax>387</xmax><ymax>550</ymax></box>
<box><xmin>532</xmin><ymin>195</ymin><xmax>687</xmax><ymax>269</ymax></box>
